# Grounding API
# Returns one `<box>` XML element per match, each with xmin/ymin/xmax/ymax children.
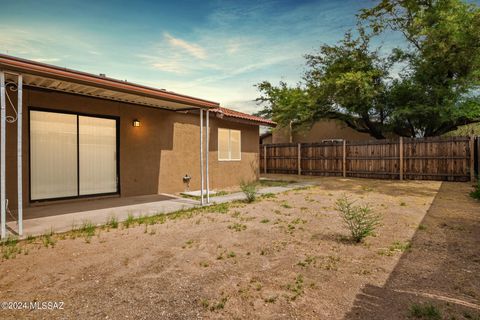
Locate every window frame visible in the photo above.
<box><xmin>28</xmin><ymin>107</ymin><xmax>120</xmax><ymax>202</ymax></box>
<box><xmin>217</xmin><ymin>128</ymin><xmax>242</xmax><ymax>161</ymax></box>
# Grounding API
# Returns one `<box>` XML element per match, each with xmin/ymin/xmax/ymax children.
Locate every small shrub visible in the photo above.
<box><xmin>470</xmin><ymin>177</ymin><xmax>480</xmax><ymax>200</ymax></box>
<box><xmin>240</xmin><ymin>181</ymin><xmax>257</xmax><ymax>203</ymax></box>
<box><xmin>335</xmin><ymin>195</ymin><xmax>381</xmax><ymax>243</ymax></box>
<box><xmin>409</xmin><ymin>303</ymin><xmax>441</xmax><ymax>319</ymax></box>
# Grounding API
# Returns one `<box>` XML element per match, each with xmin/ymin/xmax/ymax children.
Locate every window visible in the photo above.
<box><xmin>218</xmin><ymin>128</ymin><xmax>241</xmax><ymax>161</ymax></box>
<box><xmin>30</xmin><ymin>110</ymin><xmax>118</xmax><ymax>201</ymax></box>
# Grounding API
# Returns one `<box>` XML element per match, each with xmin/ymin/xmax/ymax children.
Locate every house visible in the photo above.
<box><xmin>260</xmin><ymin>119</ymin><xmax>372</xmax><ymax>144</ymax></box>
<box><xmin>0</xmin><ymin>54</ymin><xmax>275</xmax><ymax>238</ymax></box>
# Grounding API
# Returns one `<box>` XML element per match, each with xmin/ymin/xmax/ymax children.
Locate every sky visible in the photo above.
<box><xmin>0</xmin><ymin>0</ymin><xmax>431</xmax><ymax>113</ymax></box>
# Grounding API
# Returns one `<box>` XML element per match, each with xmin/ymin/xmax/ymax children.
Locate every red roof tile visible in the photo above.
<box><xmin>211</xmin><ymin>107</ymin><xmax>276</xmax><ymax>127</ymax></box>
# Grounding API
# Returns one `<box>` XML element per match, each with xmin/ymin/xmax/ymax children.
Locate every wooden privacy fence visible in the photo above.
<box><xmin>260</xmin><ymin>136</ymin><xmax>477</xmax><ymax>182</ymax></box>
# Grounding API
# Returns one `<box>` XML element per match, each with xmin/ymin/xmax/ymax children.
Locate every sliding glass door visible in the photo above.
<box><xmin>30</xmin><ymin>110</ymin><xmax>118</xmax><ymax>201</ymax></box>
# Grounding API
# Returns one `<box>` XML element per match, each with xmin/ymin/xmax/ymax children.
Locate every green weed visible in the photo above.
<box><xmin>409</xmin><ymin>303</ymin><xmax>441</xmax><ymax>319</ymax></box>
<box><xmin>228</xmin><ymin>223</ymin><xmax>247</xmax><ymax>232</ymax></box>
<box><xmin>105</xmin><ymin>215</ymin><xmax>118</xmax><ymax>229</ymax></box>
<box><xmin>286</xmin><ymin>274</ymin><xmax>304</xmax><ymax>300</ymax></box>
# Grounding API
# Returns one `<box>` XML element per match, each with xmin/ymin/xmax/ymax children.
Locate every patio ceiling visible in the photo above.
<box><xmin>0</xmin><ymin>54</ymin><xmax>219</xmax><ymax>111</ymax></box>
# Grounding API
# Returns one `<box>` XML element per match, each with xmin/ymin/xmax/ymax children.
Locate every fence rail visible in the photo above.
<box><xmin>260</xmin><ymin>136</ymin><xmax>477</xmax><ymax>182</ymax></box>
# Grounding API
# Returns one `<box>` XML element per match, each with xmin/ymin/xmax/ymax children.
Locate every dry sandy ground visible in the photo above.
<box><xmin>0</xmin><ymin>176</ymin><xmax>479</xmax><ymax>320</ymax></box>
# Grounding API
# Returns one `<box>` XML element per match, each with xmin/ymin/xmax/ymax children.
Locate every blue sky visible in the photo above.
<box><xmin>0</xmin><ymin>0</ymin><xmax>446</xmax><ymax>113</ymax></box>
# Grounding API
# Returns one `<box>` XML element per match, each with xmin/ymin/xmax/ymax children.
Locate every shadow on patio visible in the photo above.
<box><xmin>343</xmin><ymin>182</ymin><xmax>480</xmax><ymax>319</ymax></box>
<box><xmin>17</xmin><ymin>194</ymin><xmax>176</xmax><ymax>221</ymax></box>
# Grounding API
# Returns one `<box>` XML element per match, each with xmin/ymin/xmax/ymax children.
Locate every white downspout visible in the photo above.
<box><xmin>200</xmin><ymin>109</ymin><xmax>204</xmax><ymax>205</ymax></box>
<box><xmin>0</xmin><ymin>71</ymin><xmax>6</xmax><ymax>239</ymax></box>
<box><xmin>206</xmin><ymin>110</ymin><xmax>210</xmax><ymax>204</ymax></box>
<box><xmin>17</xmin><ymin>74</ymin><xmax>23</xmax><ymax>236</ymax></box>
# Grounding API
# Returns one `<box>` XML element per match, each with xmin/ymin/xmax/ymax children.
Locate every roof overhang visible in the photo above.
<box><xmin>211</xmin><ymin>107</ymin><xmax>276</xmax><ymax>127</ymax></box>
<box><xmin>0</xmin><ymin>54</ymin><xmax>219</xmax><ymax>110</ymax></box>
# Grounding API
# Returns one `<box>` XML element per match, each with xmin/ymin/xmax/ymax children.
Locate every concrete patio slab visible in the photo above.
<box><xmin>6</xmin><ymin>182</ymin><xmax>315</xmax><ymax>239</ymax></box>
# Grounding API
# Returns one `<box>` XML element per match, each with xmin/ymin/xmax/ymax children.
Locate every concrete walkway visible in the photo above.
<box><xmin>7</xmin><ymin>182</ymin><xmax>314</xmax><ymax>238</ymax></box>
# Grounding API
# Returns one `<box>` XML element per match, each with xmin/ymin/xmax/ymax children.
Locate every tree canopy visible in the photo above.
<box><xmin>256</xmin><ymin>0</ymin><xmax>480</xmax><ymax>138</ymax></box>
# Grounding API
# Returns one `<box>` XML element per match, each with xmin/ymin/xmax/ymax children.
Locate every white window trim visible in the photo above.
<box><xmin>218</xmin><ymin>128</ymin><xmax>241</xmax><ymax>161</ymax></box>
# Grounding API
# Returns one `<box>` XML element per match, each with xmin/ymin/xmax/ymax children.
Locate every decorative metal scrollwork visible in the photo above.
<box><xmin>4</xmin><ymin>81</ymin><xmax>18</xmax><ymax>123</ymax></box>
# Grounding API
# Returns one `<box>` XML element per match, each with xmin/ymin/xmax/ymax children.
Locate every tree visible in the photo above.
<box><xmin>256</xmin><ymin>0</ymin><xmax>480</xmax><ymax>138</ymax></box>
<box><xmin>304</xmin><ymin>30</ymin><xmax>392</xmax><ymax>139</ymax></box>
<box><xmin>254</xmin><ymin>81</ymin><xmax>313</xmax><ymax>131</ymax></box>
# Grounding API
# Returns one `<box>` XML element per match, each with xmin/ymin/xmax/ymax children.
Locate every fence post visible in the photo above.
<box><xmin>263</xmin><ymin>145</ymin><xmax>267</xmax><ymax>174</ymax></box>
<box><xmin>399</xmin><ymin>137</ymin><xmax>404</xmax><ymax>181</ymax></box>
<box><xmin>342</xmin><ymin>140</ymin><xmax>346</xmax><ymax>177</ymax></box>
<box><xmin>477</xmin><ymin>136</ymin><xmax>479</xmax><ymax>180</ymax></box>
<box><xmin>470</xmin><ymin>136</ymin><xmax>475</xmax><ymax>182</ymax></box>
<box><xmin>297</xmin><ymin>143</ymin><xmax>301</xmax><ymax>175</ymax></box>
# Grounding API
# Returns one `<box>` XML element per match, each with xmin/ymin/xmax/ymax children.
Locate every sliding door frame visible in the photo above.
<box><xmin>28</xmin><ymin>106</ymin><xmax>120</xmax><ymax>203</ymax></box>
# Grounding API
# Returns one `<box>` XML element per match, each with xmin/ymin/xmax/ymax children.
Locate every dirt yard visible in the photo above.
<box><xmin>0</xmin><ymin>176</ymin><xmax>479</xmax><ymax>320</ymax></box>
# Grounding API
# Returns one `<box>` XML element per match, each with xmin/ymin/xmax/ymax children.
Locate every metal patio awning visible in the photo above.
<box><xmin>0</xmin><ymin>54</ymin><xmax>220</xmax><ymax>111</ymax></box>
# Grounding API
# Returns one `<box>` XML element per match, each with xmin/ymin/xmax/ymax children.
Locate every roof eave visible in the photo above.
<box><xmin>0</xmin><ymin>54</ymin><xmax>219</xmax><ymax>109</ymax></box>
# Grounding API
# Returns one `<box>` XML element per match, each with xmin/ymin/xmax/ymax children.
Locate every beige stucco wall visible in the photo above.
<box><xmin>158</xmin><ymin>113</ymin><xmax>259</xmax><ymax>193</ymax></box>
<box><xmin>270</xmin><ymin>119</ymin><xmax>372</xmax><ymax>143</ymax></box>
<box><xmin>3</xmin><ymin>87</ymin><xmax>259</xmax><ymax>210</ymax></box>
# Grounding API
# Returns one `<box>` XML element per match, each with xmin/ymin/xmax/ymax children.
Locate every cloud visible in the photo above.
<box><xmin>164</xmin><ymin>32</ymin><xmax>207</xmax><ymax>59</ymax></box>
<box><xmin>151</xmin><ymin>61</ymin><xmax>189</xmax><ymax>74</ymax></box>
<box><xmin>31</xmin><ymin>57</ymin><xmax>60</xmax><ymax>63</ymax></box>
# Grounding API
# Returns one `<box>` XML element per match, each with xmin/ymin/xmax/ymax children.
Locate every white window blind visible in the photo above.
<box><xmin>30</xmin><ymin>111</ymin><xmax>78</xmax><ymax>200</ymax></box>
<box><xmin>218</xmin><ymin>128</ymin><xmax>241</xmax><ymax>161</ymax></box>
<box><xmin>79</xmin><ymin>116</ymin><xmax>117</xmax><ymax>195</ymax></box>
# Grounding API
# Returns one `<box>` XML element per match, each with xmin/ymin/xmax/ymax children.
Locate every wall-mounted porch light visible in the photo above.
<box><xmin>132</xmin><ymin>119</ymin><xmax>141</xmax><ymax>127</ymax></box>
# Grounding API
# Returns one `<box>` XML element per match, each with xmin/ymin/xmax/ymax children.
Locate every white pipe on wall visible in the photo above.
<box><xmin>206</xmin><ymin>110</ymin><xmax>210</xmax><ymax>204</ymax></box>
<box><xmin>17</xmin><ymin>74</ymin><xmax>23</xmax><ymax>236</ymax></box>
<box><xmin>0</xmin><ymin>71</ymin><xmax>6</xmax><ymax>239</ymax></box>
<box><xmin>200</xmin><ymin>109</ymin><xmax>204</xmax><ymax>205</ymax></box>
